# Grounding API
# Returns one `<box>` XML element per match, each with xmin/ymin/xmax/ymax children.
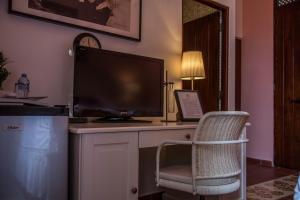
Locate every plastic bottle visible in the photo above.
<box><xmin>15</xmin><ymin>73</ymin><xmax>30</xmax><ymax>98</ymax></box>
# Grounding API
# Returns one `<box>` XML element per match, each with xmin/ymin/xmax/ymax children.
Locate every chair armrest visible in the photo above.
<box><xmin>160</xmin><ymin>140</ymin><xmax>194</xmax><ymax>146</ymax></box>
<box><xmin>156</xmin><ymin>140</ymin><xmax>193</xmax><ymax>186</ymax></box>
<box><xmin>159</xmin><ymin>139</ymin><xmax>248</xmax><ymax>146</ymax></box>
<box><xmin>194</xmin><ymin>139</ymin><xmax>249</xmax><ymax>145</ymax></box>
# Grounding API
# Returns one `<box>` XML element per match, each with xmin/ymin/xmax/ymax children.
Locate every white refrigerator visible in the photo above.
<box><xmin>0</xmin><ymin>105</ymin><xmax>68</xmax><ymax>200</ymax></box>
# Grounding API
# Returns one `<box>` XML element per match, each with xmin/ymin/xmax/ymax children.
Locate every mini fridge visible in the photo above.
<box><xmin>0</xmin><ymin>105</ymin><xmax>69</xmax><ymax>200</ymax></box>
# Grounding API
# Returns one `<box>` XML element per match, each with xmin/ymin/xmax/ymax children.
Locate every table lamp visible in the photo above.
<box><xmin>181</xmin><ymin>51</ymin><xmax>206</xmax><ymax>90</ymax></box>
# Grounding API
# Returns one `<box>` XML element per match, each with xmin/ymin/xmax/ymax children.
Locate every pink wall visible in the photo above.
<box><xmin>242</xmin><ymin>0</ymin><xmax>274</xmax><ymax>162</ymax></box>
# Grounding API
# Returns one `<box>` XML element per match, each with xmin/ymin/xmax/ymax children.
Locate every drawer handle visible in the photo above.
<box><xmin>185</xmin><ymin>134</ymin><xmax>191</xmax><ymax>140</ymax></box>
<box><xmin>131</xmin><ymin>187</ymin><xmax>138</xmax><ymax>194</ymax></box>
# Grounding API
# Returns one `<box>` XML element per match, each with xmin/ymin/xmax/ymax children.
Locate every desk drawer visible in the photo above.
<box><xmin>139</xmin><ymin>129</ymin><xmax>195</xmax><ymax>148</ymax></box>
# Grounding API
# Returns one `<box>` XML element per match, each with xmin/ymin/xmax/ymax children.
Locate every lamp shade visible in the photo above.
<box><xmin>181</xmin><ymin>51</ymin><xmax>205</xmax><ymax>80</ymax></box>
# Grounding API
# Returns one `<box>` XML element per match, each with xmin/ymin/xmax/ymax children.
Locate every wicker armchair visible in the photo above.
<box><xmin>156</xmin><ymin>111</ymin><xmax>249</xmax><ymax>199</ymax></box>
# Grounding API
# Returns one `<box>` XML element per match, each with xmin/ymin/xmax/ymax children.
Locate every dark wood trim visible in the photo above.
<box><xmin>247</xmin><ymin>157</ymin><xmax>274</xmax><ymax>168</ymax></box>
<box><xmin>0</xmin><ymin>105</ymin><xmax>69</xmax><ymax>116</ymax></box>
<box><xmin>221</xmin><ymin>5</ymin><xmax>229</xmax><ymax>111</ymax></box>
<box><xmin>183</xmin><ymin>0</ymin><xmax>229</xmax><ymax>111</ymax></box>
<box><xmin>273</xmin><ymin>0</ymin><xmax>284</xmax><ymax>167</ymax></box>
<box><xmin>139</xmin><ymin>191</ymin><xmax>164</xmax><ymax>200</ymax></box>
<box><xmin>235</xmin><ymin>38</ymin><xmax>242</xmax><ymax>111</ymax></box>
<box><xmin>274</xmin><ymin>0</ymin><xmax>280</xmax><ymax>167</ymax></box>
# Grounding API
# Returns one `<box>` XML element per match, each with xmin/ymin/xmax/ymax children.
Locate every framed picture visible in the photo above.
<box><xmin>174</xmin><ymin>90</ymin><xmax>203</xmax><ymax>122</ymax></box>
<box><xmin>9</xmin><ymin>0</ymin><xmax>142</xmax><ymax>41</ymax></box>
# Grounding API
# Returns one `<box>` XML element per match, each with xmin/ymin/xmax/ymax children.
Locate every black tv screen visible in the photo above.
<box><xmin>73</xmin><ymin>47</ymin><xmax>164</xmax><ymax>118</ymax></box>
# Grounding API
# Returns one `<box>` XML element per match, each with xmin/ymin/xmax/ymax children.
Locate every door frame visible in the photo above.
<box><xmin>274</xmin><ymin>0</ymin><xmax>282</xmax><ymax>167</ymax></box>
<box><xmin>235</xmin><ymin>38</ymin><xmax>242</xmax><ymax>111</ymax></box>
<box><xmin>182</xmin><ymin>0</ymin><xmax>229</xmax><ymax>111</ymax></box>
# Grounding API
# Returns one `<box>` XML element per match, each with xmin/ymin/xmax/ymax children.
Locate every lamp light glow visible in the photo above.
<box><xmin>181</xmin><ymin>51</ymin><xmax>205</xmax><ymax>80</ymax></box>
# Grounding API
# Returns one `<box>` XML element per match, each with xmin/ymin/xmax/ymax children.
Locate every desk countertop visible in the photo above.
<box><xmin>69</xmin><ymin>122</ymin><xmax>198</xmax><ymax>134</ymax></box>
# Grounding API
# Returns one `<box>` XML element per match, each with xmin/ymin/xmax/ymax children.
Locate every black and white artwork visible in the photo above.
<box><xmin>9</xmin><ymin>0</ymin><xmax>141</xmax><ymax>41</ymax></box>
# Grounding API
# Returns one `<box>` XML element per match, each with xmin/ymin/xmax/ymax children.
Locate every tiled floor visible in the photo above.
<box><xmin>247</xmin><ymin>175</ymin><xmax>298</xmax><ymax>199</ymax></box>
<box><xmin>247</xmin><ymin>160</ymin><xmax>298</xmax><ymax>186</ymax></box>
<box><xmin>247</xmin><ymin>160</ymin><xmax>298</xmax><ymax>200</ymax></box>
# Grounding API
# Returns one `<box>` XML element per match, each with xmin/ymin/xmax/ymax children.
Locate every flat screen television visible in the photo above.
<box><xmin>73</xmin><ymin>47</ymin><xmax>164</xmax><ymax>119</ymax></box>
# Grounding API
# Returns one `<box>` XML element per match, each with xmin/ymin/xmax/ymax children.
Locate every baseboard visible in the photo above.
<box><xmin>139</xmin><ymin>191</ymin><xmax>164</xmax><ymax>200</ymax></box>
<box><xmin>247</xmin><ymin>157</ymin><xmax>273</xmax><ymax>167</ymax></box>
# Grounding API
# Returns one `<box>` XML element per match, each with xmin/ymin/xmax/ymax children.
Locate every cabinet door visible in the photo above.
<box><xmin>81</xmin><ymin>132</ymin><xmax>139</xmax><ymax>200</ymax></box>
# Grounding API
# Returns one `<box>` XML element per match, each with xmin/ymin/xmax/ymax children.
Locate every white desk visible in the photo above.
<box><xmin>69</xmin><ymin>122</ymin><xmax>248</xmax><ymax>200</ymax></box>
<box><xmin>70</xmin><ymin>122</ymin><xmax>197</xmax><ymax>147</ymax></box>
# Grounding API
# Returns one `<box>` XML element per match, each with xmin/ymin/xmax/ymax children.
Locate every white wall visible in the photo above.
<box><xmin>0</xmin><ymin>0</ymin><xmax>236</xmax><ymax>110</ymax></box>
<box><xmin>0</xmin><ymin>0</ymin><xmax>182</xmax><ymax>106</ymax></box>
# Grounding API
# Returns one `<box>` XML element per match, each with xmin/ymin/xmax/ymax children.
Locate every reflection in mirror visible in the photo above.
<box><xmin>182</xmin><ymin>0</ymin><xmax>228</xmax><ymax>112</ymax></box>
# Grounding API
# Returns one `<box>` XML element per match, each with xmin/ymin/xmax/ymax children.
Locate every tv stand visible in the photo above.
<box><xmin>92</xmin><ymin>117</ymin><xmax>152</xmax><ymax>123</ymax></box>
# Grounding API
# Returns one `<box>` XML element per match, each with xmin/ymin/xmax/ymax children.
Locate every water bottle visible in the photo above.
<box><xmin>15</xmin><ymin>74</ymin><xmax>30</xmax><ymax>98</ymax></box>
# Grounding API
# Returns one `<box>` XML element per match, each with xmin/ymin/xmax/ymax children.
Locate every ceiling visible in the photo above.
<box><xmin>183</xmin><ymin>0</ymin><xmax>218</xmax><ymax>24</ymax></box>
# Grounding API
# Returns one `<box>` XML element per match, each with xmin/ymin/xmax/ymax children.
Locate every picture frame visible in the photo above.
<box><xmin>9</xmin><ymin>0</ymin><xmax>142</xmax><ymax>41</ymax></box>
<box><xmin>174</xmin><ymin>90</ymin><xmax>203</xmax><ymax>122</ymax></box>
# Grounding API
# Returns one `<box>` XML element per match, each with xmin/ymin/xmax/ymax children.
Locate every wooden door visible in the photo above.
<box><xmin>182</xmin><ymin>12</ymin><xmax>222</xmax><ymax>112</ymax></box>
<box><xmin>81</xmin><ymin>132</ymin><xmax>139</xmax><ymax>200</ymax></box>
<box><xmin>275</xmin><ymin>0</ymin><xmax>300</xmax><ymax>169</ymax></box>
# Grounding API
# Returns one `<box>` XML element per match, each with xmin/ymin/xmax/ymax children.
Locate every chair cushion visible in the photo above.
<box><xmin>159</xmin><ymin>165</ymin><xmax>238</xmax><ymax>186</ymax></box>
<box><xmin>158</xmin><ymin>178</ymin><xmax>241</xmax><ymax>195</ymax></box>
